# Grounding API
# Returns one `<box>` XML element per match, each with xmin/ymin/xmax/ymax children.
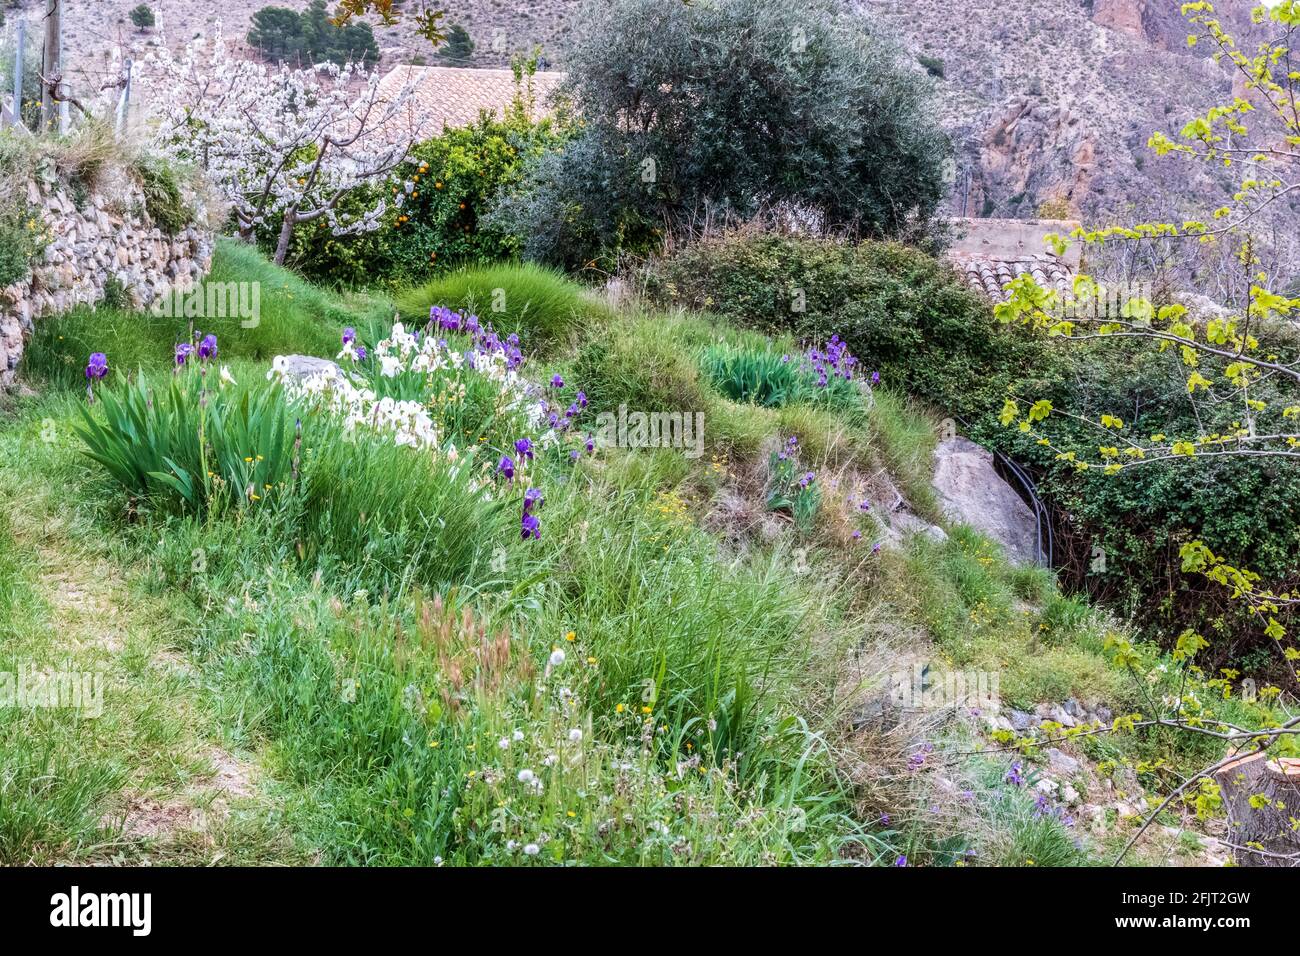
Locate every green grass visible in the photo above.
<box><xmin>891</xmin><ymin>525</ymin><xmax>1127</xmax><ymax>710</ymax></box>
<box><xmin>395</xmin><ymin>262</ymin><xmax>601</xmax><ymax>355</ymax></box>
<box><xmin>0</xmin><ymin>405</ymin><xmax>294</xmax><ymax>864</ymax></box>
<box><xmin>3</xmin><ymin>253</ymin><xmax>1258</xmax><ymax>868</ymax></box>
<box><xmin>21</xmin><ymin>238</ymin><xmax>390</xmax><ymax>388</ymax></box>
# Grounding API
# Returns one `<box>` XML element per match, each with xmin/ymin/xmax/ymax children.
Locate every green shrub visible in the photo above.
<box><xmin>395</xmin><ymin>263</ymin><xmax>590</xmax><ymax>354</ymax></box>
<box><xmin>0</xmin><ymin>202</ymin><xmax>46</xmax><ymax>287</ymax></box>
<box><xmin>917</xmin><ymin>54</ymin><xmax>946</xmax><ymax>78</ymax></box>
<box><xmin>133</xmin><ymin>156</ymin><xmax>193</xmax><ymax>236</ymax></box>
<box><xmin>490</xmin><ymin>0</ymin><xmax>950</xmax><ymax>268</ymax></box>
<box><xmin>281</xmin><ymin>110</ymin><xmax>566</xmax><ymax>288</ymax></box>
<box><xmin>646</xmin><ymin>234</ymin><xmax>1058</xmax><ymax>420</ymax></box>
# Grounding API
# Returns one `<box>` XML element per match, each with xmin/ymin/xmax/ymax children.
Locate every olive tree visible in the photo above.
<box><xmin>488</xmin><ymin>0</ymin><xmax>951</xmax><ymax>269</ymax></box>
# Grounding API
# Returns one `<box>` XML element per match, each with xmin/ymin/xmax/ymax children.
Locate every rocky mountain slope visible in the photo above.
<box><xmin>860</xmin><ymin>0</ymin><xmax>1279</xmax><ymax>222</ymax></box>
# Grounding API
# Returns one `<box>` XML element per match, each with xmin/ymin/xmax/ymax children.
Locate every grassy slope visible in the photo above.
<box><xmin>0</xmin><ymin>393</ymin><xmax>298</xmax><ymax>864</ymax></box>
<box><xmin>0</xmin><ymin>240</ymin><xmax>1228</xmax><ymax>866</ymax></box>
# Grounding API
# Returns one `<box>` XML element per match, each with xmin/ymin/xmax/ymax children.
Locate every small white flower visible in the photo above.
<box><xmin>523</xmin><ymin>843</ymin><xmax>540</xmax><ymax>856</ymax></box>
<box><xmin>517</xmin><ymin>769</ymin><xmax>535</xmax><ymax>784</ymax></box>
<box><xmin>512</xmin><ymin>730</ymin><xmax>524</xmax><ymax>742</ymax></box>
<box><xmin>498</xmin><ymin>737</ymin><xmax>510</xmax><ymax>750</ymax></box>
<box><xmin>549</xmin><ymin>649</ymin><xmax>566</xmax><ymax>667</ymax></box>
<box><xmin>506</xmin><ymin>840</ymin><xmax>518</xmax><ymax>851</ymax></box>
<box><xmin>219</xmin><ymin>365</ymin><xmax>236</xmax><ymax>386</ymax></box>
<box><xmin>543</xmin><ymin>753</ymin><xmax>558</xmax><ymax>767</ymax></box>
<box><xmin>568</xmin><ymin>729</ymin><xmax>583</xmax><ymax>743</ymax></box>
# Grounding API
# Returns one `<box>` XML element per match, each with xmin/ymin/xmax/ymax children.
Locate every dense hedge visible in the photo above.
<box><xmin>645</xmin><ymin>233</ymin><xmax>1300</xmax><ymax>668</ymax></box>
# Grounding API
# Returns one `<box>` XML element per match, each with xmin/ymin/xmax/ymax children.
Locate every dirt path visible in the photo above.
<box><xmin>2</xmin><ymin>495</ymin><xmax>281</xmax><ymax>864</ymax></box>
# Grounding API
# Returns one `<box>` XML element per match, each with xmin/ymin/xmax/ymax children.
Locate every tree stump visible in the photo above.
<box><xmin>1214</xmin><ymin>753</ymin><xmax>1300</xmax><ymax>867</ymax></box>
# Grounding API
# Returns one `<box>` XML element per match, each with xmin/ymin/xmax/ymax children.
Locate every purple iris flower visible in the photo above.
<box><xmin>497</xmin><ymin>455</ymin><xmax>515</xmax><ymax>480</ymax></box>
<box><xmin>551</xmin><ymin>373</ymin><xmax>564</xmax><ymax>388</ymax></box>
<box><xmin>1005</xmin><ymin>761</ymin><xmax>1024</xmax><ymax>787</ymax></box>
<box><xmin>342</xmin><ymin>326</ymin><xmax>356</xmax><ymax>345</ymax></box>
<box><xmin>576</xmin><ymin>390</ymin><xmax>587</xmax><ymax>408</ymax></box>
<box><xmin>514</xmin><ymin>437</ymin><xmax>533</xmax><ymax>460</ymax></box>
<box><xmin>523</xmin><ymin>487</ymin><xmax>544</xmax><ymax>513</ymax></box>
<box><xmin>356</xmin><ymin>345</ymin><xmax>368</xmax><ymax>361</ymax></box>
<box><xmin>584</xmin><ymin>434</ymin><xmax>595</xmax><ymax>454</ymax></box>
<box><xmin>521</xmin><ymin>512</ymin><xmax>541</xmax><ymax>540</ymax></box>
<box><xmin>85</xmin><ymin>352</ymin><xmax>108</xmax><ymax>380</ymax></box>
<box><xmin>894</xmin><ymin>856</ymin><xmax>907</xmax><ymax>867</ymax></box>
<box><xmin>198</xmin><ymin>333</ymin><xmax>218</xmax><ymax>360</ymax></box>
<box><xmin>174</xmin><ymin>342</ymin><xmax>195</xmax><ymax>366</ymax></box>
<box><xmin>871</xmin><ymin>371</ymin><xmax>881</xmax><ymax>386</ymax></box>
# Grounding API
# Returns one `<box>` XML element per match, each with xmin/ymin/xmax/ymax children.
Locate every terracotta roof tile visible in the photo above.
<box><xmin>949</xmin><ymin>253</ymin><xmax>1074</xmax><ymax>302</ymax></box>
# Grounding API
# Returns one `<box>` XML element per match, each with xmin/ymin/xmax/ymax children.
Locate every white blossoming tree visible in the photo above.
<box><xmin>143</xmin><ymin>28</ymin><xmax>418</xmax><ymax>263</ymax></box>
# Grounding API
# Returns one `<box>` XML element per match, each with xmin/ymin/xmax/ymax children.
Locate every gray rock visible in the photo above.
<box><xmin>271</xmin><ymin>354</ymin><xmax>343</xmax><ymax>381</ymax></box>
<box><xmin>888</xmin><ymin>510</ymin><xmax>948</xmax><ymax>544</ymax></box>
<box><xmin>932</xmin><ymin>436</ymin><xmax>1040</xmax><ymax>564</ymax></box>
<box><xmin>1049</xmin><ymin>704</ymin><xmax>1077</xmax><ymax>728</ymax></box>
<box><xmin>1046</xmin><ymin>747</ymin><xmax>1082</xmax><ymax>777</ymax></box>
<box><xmin>1008</xmin><ymin>708</ymin><xmax>1034</xmax><ymax>731</ymax></box>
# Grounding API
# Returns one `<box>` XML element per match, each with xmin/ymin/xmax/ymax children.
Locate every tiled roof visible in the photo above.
<box><xmin>945</xmin><ymin>218</ymin><xmax>1079</xmax><ymax>302</ymax></box>
<box><xmin>374</xmin><ymin>65</ymin><xmax>567</xmax><ymax>143</ymax></box>
<box><xmin>951</xmin><ymin>254</ymin><xmax>1074</xmax><ymax>301</ymax></box>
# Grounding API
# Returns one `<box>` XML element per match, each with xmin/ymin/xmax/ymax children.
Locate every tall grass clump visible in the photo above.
<box><xmin>296</xmin><ymin>432</ymin><xmax>507</xmax><ymax>596</ymax></box>
<box><xmin>699</xmin><ymin>343</ymin><xmax>861</xmax><ymax>411</ymax></box>
<box><xmin>572</xmin><ymin>317</ymin><xmax>711</xmax><ymax>415</ymax></box>
<box><xmin>396</xmin><ymin>263</ymin><xmax>593</xmax><ymax>354</ymax></box>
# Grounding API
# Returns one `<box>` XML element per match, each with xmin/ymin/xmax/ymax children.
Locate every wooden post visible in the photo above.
<box><xmin>9</xmin><ymin>20</ymin><xmax>24</xmax><ymax>130</ymax></box>
<box><xmin>40</xmin><ymin>0</ymin><xmax>60</xmax><ymax>134</ymax></box>
<box><xmin>1215</xmin><ymin>754</ymin><xmax>1300</xmax><ymax>866</ymax></box>
<box><xmin>115</xmin><ymin>57</ymin><xmax>133</xmax><ymax>133</ymax></box>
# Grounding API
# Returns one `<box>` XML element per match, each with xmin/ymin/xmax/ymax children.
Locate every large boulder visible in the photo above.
<box><xmin>270</xmin><ymin>354</ymin><xmax>342</xmax><ymax>382</ymax></box>
<box><xmin>932</xmin><ymin>437</ymin><xmax>1040</xmax><ymax>564</ymax></box>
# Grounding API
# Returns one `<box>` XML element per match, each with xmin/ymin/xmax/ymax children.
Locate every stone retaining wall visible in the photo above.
<box><xmin>0</xmin><ymin>163</ymin><xmax>215</xmax><ymax>388</ymax></box>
